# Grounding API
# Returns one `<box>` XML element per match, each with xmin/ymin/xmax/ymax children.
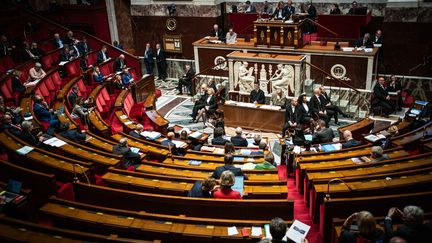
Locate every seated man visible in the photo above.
<box><xmin>121</xmin><ymin>68</ymin><xmax>134</xmax><ymax>86</ymax></box>
<box><xmin>370</xmin><ymin>145</ymin><xmax>389</xmax><ymax>162</ymax></box>
<box><xmin>190</xmin><ymin>83</ymin><xmax>208</xmax><ymax>122</ymax></box>
<box><xmin>310</xmin><ymin>88</ymin><xmax>331</xmax><ymax>126</ymax></box>
<box><xmin>282</xmin><ymin>97</ymin><xmax>299</xmax><ymax>137</ymax></box>
<box><xmin>161</xmin><ymin>132</ymin><xmax>181</xmax><ymax>156</ymax></box>
<box><xmin>342</xmin><ymin>130</ymin><xmax>361</xmax><ymax>149</ymax></box>
<box><xmin>68</xmin><ymin>86</ymin><xmax>80</xmax><ymax>107</ymax></box>
<box><xmin>29</xmin><ymin>62</ymin><xmax>46</xmax><ymax>81</ymax></box>
<box><xmin>372</xmin><ymin>77</ymin><xmax>393</xmax><ymax>117</ymax></box>
<box><xmin>212</xmin><ymin>127</ymin><xmax>229</xmax><ymax>145</ymax></box>
<box><xmin>177</xmin><ymin>64</ymin><xmax>194</xmax><ymax>95</ymax></box>
<box><xmin>129</xmin><ymin>124</ymin><xmax>144</xmax><ymax>138</ymax></box>
<box><xmin>355</xmin><ymin>33</ymin><xmax>374</xmax><ymax>48</ymax></box>
<box><xmin>312</xmin><ymin>120</ymin><xmax>334</xmax><ymax>143</ymax></box>
<box><xmin>230</xmin><ymin>127</ymin><xmax>248</xmax><ymax>147</ymax></box>
<box><xmin>250</xmin><ymin>82</ymin><xmax>265</xmax><ymax>104</ymax></box>
<box><xmin>225</xmin><ymin>27</ymin><xmax>237</xmax><ymax>44</ymax></box>
<box><xmin>320</xmin><ymin>86</ymin><xmax>349</xmax><ymax>125</ymax></box>
<box><xmin>212</xmin><ymin>154</ymin><xmax>248</xmax><ymax>179</ymax></box>
<box><xmin>209</xmin><ymin>24</ymin><xmax>224</xmax><ymax>40</ymax></box>
<box><xmin>113</xmin><ymin>54</ymin><xmax>126</xmax><ymax>73</ymax></box>
<box><xmin>112</xmin><ymin>137</ymin><xmax>141</xmax><ymax>168</ymax></box>
<box><xmin>243</xmin><ymin>0</ymin><xmax>256</xmax><ymax>13</ymax></box>
<box><xmin>33</xmin><ymin>94</ymin><xmax>59</xmax><ymax>134</ymax></box>
<box><xmin>260</xmin><ymin>217</ymin><xmax>288</xmax><ymax>243</ymax></box>
<box><xmin>58</xmin><ymin>122</ymin><xmax>86</xmax><ymax>143</ymax></box>
<box><xmin>187</xmin><ymin>177</ymin><xmax>216</xmax><ymax>198</ymax></box>
<box><xmin>1</xmin><ymin>114</ymin><xmax>22</xmax><ymax>135</ymax></box>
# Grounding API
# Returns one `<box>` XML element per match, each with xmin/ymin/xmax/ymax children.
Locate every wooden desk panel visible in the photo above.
<box><xmin>223</xmin><ymin>103</ymin><xmax>284</xmax><ymax>133</ymax></box>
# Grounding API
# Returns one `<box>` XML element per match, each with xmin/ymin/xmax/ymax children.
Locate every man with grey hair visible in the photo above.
<box><xmin>129</xmin><ymin>124</ymin><xmax>144</xmax><ymax>138</ymax></box>
<box><xmin>342</xmin><ymin>130</ymin><xmax>361</xmax><ymax>149</ymax></box>
<box><xmin>29</xmin><ymin>62</ymin><xmax>46</xmax><ymax>81</ymax></box>
<box><xmin>312</xmin><ymin>120</ymin><xmax>334</xmax><ymax>143</ymax></box>
<box><xmin>112</xmin><ymin>137</ymin><xmax>141</xmax><ymax>168</ymax></box>
<box><xmin>385</xmin><ymin>205</ymin><xmax>430</xmax><ymax>243</ymax></box>
<box><xmin>370</xmin><ymin>146</ymin><xmax>388</xmax><ymax>162</ymax></box>
<box><xmin>231</xmin><ymin>127</ymin><xmax>248</xmax><ymax>147</ymax></box>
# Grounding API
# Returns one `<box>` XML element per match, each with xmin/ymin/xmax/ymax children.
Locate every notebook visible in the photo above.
<box><xmin>4</xmin><ymin>179</ymin><xmax>22</xmax><ymax>203</ymax></box>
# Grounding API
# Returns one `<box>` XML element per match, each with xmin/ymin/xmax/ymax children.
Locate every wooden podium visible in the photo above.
<box><xmin>131</xmin><ymin>74</ymin><xmax>156</xmax><ymax>103</ymax></box>
<box><xmin>253</xmin><ymin>20</ymin><xmax>305</xmax><ymax>48</ymax></box>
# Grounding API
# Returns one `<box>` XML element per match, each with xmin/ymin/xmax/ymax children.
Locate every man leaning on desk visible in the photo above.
<box><xmin>250</xmin><ymin>83</ymin><xmax>265</xmax><ymax>104</ymax></box>
<box><xmin>209</xmin><ymin>24</ymin><xmax>224</xmax><ymax>41</ymax></box>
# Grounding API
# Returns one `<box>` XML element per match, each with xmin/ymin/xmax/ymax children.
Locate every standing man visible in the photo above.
<box><xmin>250</xmin><ymin>82</ymin><xmax>265</xmax><ymax>104</ymax></box>
<box><xmin>143</xmin><ymin>43</ymin><xmax>154</xmax><ymax>74</ymax></box>
<box><xmin>155</xmin><ymin>43</ymin><xmax>167</xmax><ymax>81</ymax></box>
<box><xmin>178</xmin><ymin>64</ymin><xmax>195</xmax><ymax>95</ymax></box>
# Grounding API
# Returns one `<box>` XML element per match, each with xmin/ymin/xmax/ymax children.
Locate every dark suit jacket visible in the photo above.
<box><xmin>113</xmin><ymin>58</ymin><xmax>126</xmax><ymax>72</ymax></box>
<box><xmin>30</xmin><ymin>48</ymin><xmax>44</xmax><ymax>58</ymax></box>
<box><xmin>297</xmin><ymin>102</ymin><xmax>312</xmax><ymax>124</ymax></box>
<box><xmin>144</xmin><ymin>48</ymin><xmax>154</xmax><ymax>63</ymax></box>
<box><xmin>372</xmin><ymin>35</ymin><xmax>383</xmax><ymax>45</ymax></box>
<box><xmin>161</xmin><ymin>139</ymin><xmax>180</xmax><ymax>156</ymax></box>
<box><xmin>307</xmin><ymin>5</ymin><xmax>317</xmax><ymax>19</ymax></box>
<box><xmin>285</xmin><ymin>104</ymin><xmax>300</xmax><ymax>124</ymax></box>
<box><xmin>320</xmin><ymin>92</ymin><xmax>331</xmax><ymax>105</ymax></box>
<box><xmin>231</xmin><ymin>135</ymin><xmax>248</xmax><ymax>147</ymax></box>
<box><xmin>0</xmin><ymin>42</ymin><xmax>10</xmax><ymax>56</ymax></box>
<box><xmin>52</xmin><ymin>38</ymin><xmax>64</xmax><ymax>49</ymax></box>
<box><xmin>112</xmin><ymin>144</ymin><xmax>140</xmax><ymax>166</ymax></box>
<box><xmin>272</xmin><ymin>8</ymin><xmax>288</xmax><ymax>19</ymax></box>
<box><xmin>67</xmin><ymin>92</ymin><xmax>78</xmax><ymax>107</ymax></box>
<box><xmin>96</xmin><ymin>50</ymin><xmax>109</xmax><ymax>64</ymax></box>
<box><xmin>387</xmin><ymin>82</ymin><xmax>401</xmax><ymax>92</ymax></box>
<box><xmin>212</xmin><ymin>136</ymin><xmax>229</xmax><ymax>145</ymax></box>
<box><xmin>210</xmin><ymin>29</ymin><xmax>224</xmax><ymax>40</ymax></box>
<box><xmin>128</xmin><ymin>130</ymin><xmax>142</xmax><ymax>139</ymax></box>
<box><xmin>33</xmin><ymin>103</ymin><xmax>52</xmax><ymax>122</ymax></box>
<box><xmin>59</xmin><ymin>50</ymin><xmax>71</xmax><ymax>62</ymax></box>
<box><xmin>283</xmin><ymin>5</ymin><xmax>295</xmax><ymax>16</ymax></box>
<box><xmin>310</xmin><ymin>95</ymin><xmax>324</xmax><ymax>115</ymax></box>
<box><xmin>12</xmin><ymin>76</ymin><xmax>26</xmax><ymax>93</ymax></box>
<box><xmin>205</xmin><ymin>95</ymin><xmax>217</xmax><ymax>114</ymax></box>
<box><xmin>19</xmin><ymin>131</ymin><xmax>40</xmax><ymax>147</ymax></box>
<box><xmin>384</xmin><ymin>218</ymin><xmax>431</xmax><ymax>243</ymax></box>
<box><xmin>244</xmin><ymin>5</ymin><xmax>257</xmax><ymax>13</ymax></box>
<box><xmin>372</xmin><ymin>83</ymin><xmax>389</xmax><ymax>105</ymax></box>
<box><xmin>250</xmin><ymin>89</ymin><xmax>265</xmax><ymax>104</ymax></box>
<box><xmin>59</xmin><ymin>130</ymin><xmax>86</xmax><ymax>143</ymax></box>
<box><xmin>156</xmin><ymin>48</ymin><xmax>166</xmax><ymax>63</ymax></box>
<box><xmin>211</xmin><ymin>165</ymin><xmax>247</xmax><ymax>179</ymax></box>
<box><xmin>313</xmin><ymin>127</ymin><xmax>334</xmax><ymax>143</ymax></box>
<box><xmin>182</xmin><ymin>69</ymin><xmax>195</xmax><ymax>82</ymax></box>
<box><xmin>330</xmin><ymin>8</ymin><xmax>341</xmax><ymax>14</ymax></box>
<box><xmin>342</xmin><ymin>139</ymin><xmax>361</xmax><ymax>149</ymax></box>
<box><xmin>355</xmin><ymin>38</ymin><xmax>374</xmax><ymax>48</ymax></box>
<box><xmin>77</xmin><ymin>41</ymin><xmax>91</xmax><ymax>54</ymax></box>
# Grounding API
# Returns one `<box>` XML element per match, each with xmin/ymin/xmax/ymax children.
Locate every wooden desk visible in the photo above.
<box><xmin>253</xmin><ymin>20</ymin><xmax>305</xmax><ymax>48</ymax></box>
<box><xmin>337</xmin><ymin>118</ymin><xmax>374</xmax><ymax>141</ymax></box>
<box><xmin>222</xmin><ymin>102</ymin><xmax>284</xmax><ymax>133</ymax></box>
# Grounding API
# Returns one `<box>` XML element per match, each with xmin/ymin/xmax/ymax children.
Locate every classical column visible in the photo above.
<box><xmin>105</xmin><ymin>0</ymin><xmax>119</xmax><ymax>43</ymax></box>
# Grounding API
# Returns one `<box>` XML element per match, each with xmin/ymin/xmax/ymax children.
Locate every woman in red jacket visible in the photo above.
<box><xmin>213</xmin><ymin>170</ymin><xmax>242</xmax><ymax>199</ymax></box>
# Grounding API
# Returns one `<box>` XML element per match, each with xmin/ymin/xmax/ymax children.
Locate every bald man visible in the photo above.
<box><xmin>162</xmin><ymin>132</ymin><xmax>181</xmax><ymax>155</ymax></box>
<box><xmin>341</xmin><ymin>130</ymin><xmax>361</xmax><ymax>149</ymax></box>
<box><xmin>209</xmin><ymin>24</ymin><xmax>224</xmax><ymax>41</ymax></box>
<box><xmin>113</xmin><ymin>54</ymin><xmax>126</xmax><ymax>72</ymax></box>
<box><xmin>231</xmin><ymin>127</ymin><xmax>248</xmax><ymax>147</ymax></box>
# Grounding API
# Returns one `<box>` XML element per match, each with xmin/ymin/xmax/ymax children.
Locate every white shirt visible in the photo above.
<box><xmin>303</xmin><ymin>103</ymin><xmax>309</xmax><ymax>112</ymax></box>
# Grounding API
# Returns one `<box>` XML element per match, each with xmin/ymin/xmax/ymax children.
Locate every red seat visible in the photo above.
<box><xmin>41</xmin><ymin>55</ymin><xmax>52</xmax><ymax>70</ymax></box>
<box><xmin>76</xmin><ymin>79</ymin><xmax>89</xmax><ymax>99</ymax></box>
<box><xmin>51</xmin><ymin>71</ymin><xmax>62</xmax><ymax>89</ymax></box>
<box><xmin>100</xmin><ymin>87</ymin><xmax>112</xmax><ymax>108</ymax></box>
<box><xmin>38</xmin><ymin>82</ymin><xmax>52</xmax><ymax>104</ymax></box>
<box><xmin>87</xmin><ymin>52</ymin><xmax>97</xmax><ymax>67</ymax></box>
<box><xmin>1</xmin><ymin>77</ymin><xmax>14</xmax><ymax>105</ymax></box>
<box><xmin>65</xmin><ymin>59</ymin><xmax>81</xmax><ymax>77</ymax></box>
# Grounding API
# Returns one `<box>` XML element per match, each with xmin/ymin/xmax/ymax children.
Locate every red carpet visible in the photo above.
<box><xmin>278</xmin><ymin>165</ymin><xmax>321</xmax><ymax>243</ymax></box>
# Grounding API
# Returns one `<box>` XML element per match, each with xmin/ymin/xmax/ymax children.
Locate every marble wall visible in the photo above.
<box><xmin>114</xmin><ymin>0</ymin><xmax>135</xmax><ymax>52</ymax></box>
<box><xmin>131</xmin><ymin>4</ymin><xmax>221</xmax><ymax>17</ymax></box>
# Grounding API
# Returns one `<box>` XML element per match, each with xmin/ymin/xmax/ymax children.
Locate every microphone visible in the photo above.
<box><xmin>325</xmin><ymin>178</ymin><xmax>353</xmax><ymax>201</ymax></box>
<box><xmin>76</xmin><ymin>164</ymin><xmax>90</xmax><ymax>185</ymax></box>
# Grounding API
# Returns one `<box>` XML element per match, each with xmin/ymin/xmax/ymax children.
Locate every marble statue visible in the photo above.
<box><xmin>259</xmin><ymin>64</ymin><xmax>266</xmax><ymax>80</ymax></box>
<box><xmin>238</xmin><ymin>62</ymin><xmax>255</xmax><ymax>93</ymax></box>
<box><xmin>269</xmin><ymin>64</ymin><xmax>294</xmax><ymax>95</ymax></box>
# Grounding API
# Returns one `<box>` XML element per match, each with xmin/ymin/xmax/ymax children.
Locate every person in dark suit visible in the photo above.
<box><xmin>195</xmin><ymin>88</ymin><xmax>217</xmax><ymax>123</ymax></box>
<box><xmin>387</xmin><ymin>75</ymin><xmax>402</xmax><ymax>111</ymax></box>
<box><xmin>143</xmin><ymin>43</ymin><xmax>154</xmax><ymax>74</ymax></box>
<box><xmin>370</xmin><ymin>146</ymin><xmax>389</xmax><ymax>162</ymax></box>
<box><xmin>58</xmin><ymin>122</ymin><xmax>86</xmax><ymax>143</ymax></box>
<box><xmin>372</xmin><ymin>29</ymin><xmax>383</xmax><ymax>45</ymax></box>
<box><xmin>384</xmin><ymin>205</ymin><xmax>430</xmax><ymax>243</ymax></box>
<box><xmin>33</xmin><ymin>94</ymin><xmax>59</xmax><ymax>134</ymax></box>
<box><xmin>355</xmin><ymin>33</ymin><xmax>374</xmax><ymax>48</ymax></box>
<box><xmin>67</xmin><ymin>86</ymin><xmax>80</xmax><ymax>107</ymax></box>
<box><xmin>230</xmin><ymin>127</ymin><xmax>248</xmax><ymax>147</ymax></box>
<box><xmin>341</xmin><ymin>130</ymin><xmax>361</xmax><ymax>149</ymax></box>
<box><xmin>282</xmin><ymin>97</ymin><xmax>299</xmax><ymax>137</ymax></box>
<box><xmin>70</xmin><ymin>40</ymin><xmax>81</xmax><ymax>58</ymax></box>
<box><xmin>319</xmin><ymin>86</ymin><xmax>349</xmax><ymax>125</ymax></box>
<box><xmin>30</xmin><ymin>42</ymin><xmax>44</xmax><ymax>59</ymax></box>
<box><xmin>297</xmin><ymin>93</ymin><xmax>313</xmax><ymax>126</ymax></box>
<box><xmin>312</xmin><ymin>120</ymin><xmax>334</xmax><ymax>143</ymax></box>
<box><xmin>209</xmin><ymin>24</ymin><xmax>224</xmax><ymax>40</ymax></box>
<box><xmin>96</xmin><ymin>45</ymin><xmax>109</xmax><ymax>64</ymax></box>
<box><xmin>211</xmin><ymin>154</ymin><xmax>248</xmax><ymax>179</ymax></box>
<box><xmin>272</xmin><ymin>2</ymin><xmax>287</xmax><ymax>20</ymax></box>
<box><xmin>11</xmin><ymin>70</ymin><xmax>26</xmax><ymax>94</ymax></box>
<box><xmin>113</xmin><ymin>41</ymin><xmax>124</xmax><ymax>50</ymax></box>
<box><xmin>112</xmin><ymin>137</ymin><xmax>141</xmax><ymax>169</ymax></box>
<box><xmin>178</xmin><ymin>64</ymin><xmax>194</xmax><ymax>95</ymax></box>
<box><xmin>52</xmin><ymin>33</ymin><xmax>64</xmax><ymax>49</ymax></box>
<box><xmin>0</xmin><ymin>35</ymin><xmax>12</xmax><ymax>57</ymax></box>
<box><xmin>128</xmin><ymin>124</ymin><xmax>144</xmax><ymax>139</ymax></box>
<box><xmin>347</xmin><ymin>1</ymin><xmax>359</xmax><ymax>15</ymax></box>
<box><xmin>155</xmin><ymin>43</ymin><xmax>167</xmax><ymax>81</ymax></box>
<box><xmin>304</xmin><ymin>1</ymin><xmax>317</xmax><ymax>34</ymax></box>
<box><xmin>340</xmin><ymin>211</ymin><xmax>385</xmax><ymax>243</ymax></box>
<box><xmin>18</xmin><ymin>121</ymin><xmax>45</xmax><ymax>147</ymax></box>
<box><xmin>58</xmin><ymin>46</ymin><xmax>73</xmax><ymax>62</ymax></box>
<box><xmin>190</xmin><ymin>84</ymin><xmax>208</xmax><ymax>122</ymax></box>
<box><xmin>284</xmin><ymin>0</ymin><xmax>296</xmax><ymax>17</ymax></box>
<box><xmin>77</xmin><ymin>37</ymin><xmax>91</xmax><ymax>54</ymax></box>
<box><xmin>243</xmin><ymin>1</ymin><xmax>256</xmax><ymax>13</ymax></box>
<box><xmin>64</xmin><ymin>31</ymin><xmax>75</xmax><ymax>46</ymax></box>
<box><xmin>1</xmin><ymin>114</ymin><xmax>22</xmax><ymax>136</ymax></box>
<box><xmin>188</xmin><ymin>177</ymin><xmax>217</xmax><ymax>198</ymax></box>
<box><xmin>250</xmin><ymin>83</ymin><xmax>265</xmax><ymax>104</ymax></box>
<box><xmin>113</xmin><ymin>54</ymin><xmax>126</xmax><ymax>73</ymax></box>
<box><xmin>330</xmin><ymin>3</ymin><xmax>341</xmax><ymax>14</ymax></box>
<box><xmin>372</xmin><ymin>77</ymin><xmax>393</xmax><ymax>117</ymax></box>
<box><xmin>212</xmin><ymin>127</ymin><xmax>229</xmax><ymax>145</ymax></box>
<box><xmin>310</xmin><ymin>88</ymin><xmax>330</xmax><ymax>126</ymax></box>
<box><xmin>161</xmin><ymin>132</ymin><xmax>181</xmax><ymax>156</ymax></box>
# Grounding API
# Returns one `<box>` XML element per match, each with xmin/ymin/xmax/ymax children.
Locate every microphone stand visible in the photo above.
<box><xmin>325</xmin><ymin>178</ymin><xmax>353</xmax><ymax>201</ymax></box>
<box><xmin>76</xmin><ymin>164</ymin><xmax>90</xmax><ymax>185</ymax></box>
<box><xmin>167</xmin><ymin>141</ymin><xmax>174</xmax><ymax>162</ymax></box>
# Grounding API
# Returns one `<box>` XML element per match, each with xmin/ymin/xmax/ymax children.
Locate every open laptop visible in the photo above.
<box><xmin>3</xmin><ymin>179</ymin><xmax>22</xmax><ymax>203</ymax></box>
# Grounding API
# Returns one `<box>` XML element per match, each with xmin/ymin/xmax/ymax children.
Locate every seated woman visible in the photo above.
<box><xmin>297</xmin><ymin>93</ymin><xmax>314</xmax><ymax>127</ymax></box>
<box><xmin>112</xmin><ymin>74</ymin><xmax>124</xmax><ymax>90</ymax></box>
<box><xmin>224</xmin><ymin>142</ymin><xmax>235</xmax><ymax>154</ymax></box>
<box><xmin>92</xmin><ymin>66</ymin><xmax>105</xmax><ymax>83</ymax></box>
<box><xmin>339</xmin><ymin>211</ymin><xmax>385</xmax><ymax>243</ymax></box>
<box><xmin>212</xmin><ymin>170</ymin><xmax>242</xmax><ymax>199</ymax></box>
<box><xmin>196</xmin><ymin>88</ymin><xmax>217</xmax><ymax>123</ymax></box>
<box><xmin>255</xmin><ymin>152</ymin><xmax>276</xmax><ymax>170</ymax></box>
<box><xmin>71</xmin><ymin>97</ymin><xmax>93</xmax><ymax>126</ymax></box>
<box><xmin>188</xmin><ymin>177</ymin><xmax>217</xmax><ymax>198</ymax></box>
<box><xmin>271</xmin><ymin>88</ymin><xmax>287</xmax><ymax>108</ymax></box>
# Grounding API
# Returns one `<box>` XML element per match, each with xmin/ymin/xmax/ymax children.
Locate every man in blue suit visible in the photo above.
<box><xmin>33</xmin><ymin>94</ymin><xmax>59</xmax><ymax>134</ymax></box>
<box><xmin>211</xmin><ymin>154</ymin><xmax>248</xmax><ymax>179</ymax></box>
<box><xmin>143</xmin><ymin>43</ymin><xmax>154</xmax><ymax>74</ymax></box>
<box><xmin>230</xmin><ymin>127</ymin><xmax>248</xmax><ymax>147</ymax></box>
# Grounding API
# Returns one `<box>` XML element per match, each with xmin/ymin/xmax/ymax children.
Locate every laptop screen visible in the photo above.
<box><xmin>7</xmin><ymin>179</ymin><xmax>22</xmax><ymax>194</ymax></box>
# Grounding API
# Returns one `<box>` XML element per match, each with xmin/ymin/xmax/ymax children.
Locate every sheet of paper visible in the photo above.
<box><xmin>171</xmin><ymin>140</ymin><xmax>187</xmax><ymax>148</ymax></box>
<box><xmin>286</xmin><ymin>220</ymin><xmax>311</xmax><ymax>243</ymax></box>
<box><xmin>119</xmin><ymin>115</ymin><xmax>128</xmax><ymax>119</ymax></box>
<box><xmin>124</xmin><ymin>121</ymin><xmax>133</xmax><ymax>125</ymax></box>
<box><xmin>44</xmin><ymin>137</ymin><xmax>66</xmax><ymax>147</ymax></box>
<box><xmin>130</xmin><ymin>147</ymin><xmax>140</xmax><ymax>153</ymax></box>
<box><xmin>16</xmin><ymin>146</ymin><xmax>34</xmax><ymax>155</ymax></box>
<box><xmin>227</xmin><ymin>226</ymin><xmax>238</xmax><ymax>236</ymax></box>
<box><xmin>264</xmin><ymin>224</ymin><xmax>272</xmax><ymax>239</ymax></box>
<box><xmin>251</xmin><ymin>226</ymin><xmax>262</xmax><ymax>237</ymax></box>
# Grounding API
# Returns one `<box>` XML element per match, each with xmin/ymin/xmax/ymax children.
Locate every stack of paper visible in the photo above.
<box><xmin>364</xmin><ymin>134</ymin><xmax>385</xmax><ymax>142</ymax></box>
<box><xmin>171</xmin><ymin>140</ymin><xmax>187</xmax><ymax>148</ymax></box>
<box><xmin>16</xmin><ymin>146</ymin><xmax>34</xmax><ymax>155</ymax></box>
<box><xmin>227</xmin><ymin>226</ymin><xmax>238</xmax><ymax>236</ymax></box>
<box><xmin>286</xmin><ymin>220</ymin><xmax>311</xmax><ymax>243</ymax></box>
<box><xmin>201</xmin><ymin>146</ymin><xmax>215</xmax><ymax>152</ymax></box>
<box><xmin>43</xmin><ymin>137</ymin><xmax>66</xmax><ymax>147</ymax></box>
<box><xmin>189</xmin><ymin>131</ymin><xmax>203</xmax><ymax>139</ymax></box>
<box><xmin>141</xmin><ymin>131</ymin><xmax>161</xmax><ymax>140</ymax></box>
<box><xmin>130</xmin><ymin>147</ymin><xmax>140</xmax><ymax>153</ymax></box>
<box><xmin>188</xmin><ymin>160</ymin><xmax>202</xmax><ymax>166</ymax></box>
